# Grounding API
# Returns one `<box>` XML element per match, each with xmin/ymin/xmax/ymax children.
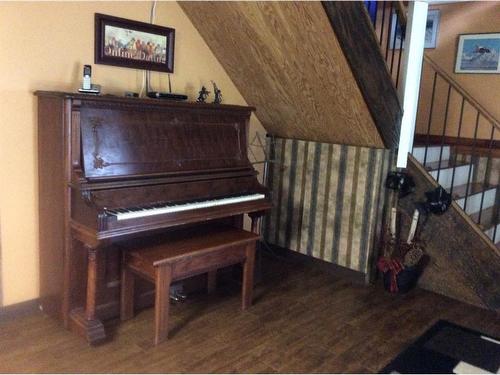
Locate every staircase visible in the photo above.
<box><xmin>411</xmin><ymin>145</ymin><xmax>499</xmax><ymax>248</ymax></box>
<box><xmin>362</xmin><ymin>1</ymin><xmax>500</xmax><ymax>250</ymax></box>
<box><xmin>410</xmin><ymin>52</ymin><xmax>500</xmax><ymax>252</ymax></box>
<box><xmin>363</xmin><ymin>1</ymin><xmax>500</xmax><ymax>309</ymax></box>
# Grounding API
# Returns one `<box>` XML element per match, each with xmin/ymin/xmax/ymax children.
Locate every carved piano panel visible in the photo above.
<box><xmin>80</xmin><ymin>102</ymin><xmax>251</xmax><ymax>179</ymax></box>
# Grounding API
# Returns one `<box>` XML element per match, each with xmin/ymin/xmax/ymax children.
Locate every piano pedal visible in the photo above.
<box><xmin>169</xmin><ymin>293</ymin><xmax>181</xmax><ymax>303</ymax></box>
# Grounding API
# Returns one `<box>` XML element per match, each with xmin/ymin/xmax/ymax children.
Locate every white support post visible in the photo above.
<box><xmin>396</xmin><ymin>1</ymin><xmax>428</xmax><ymax>168</ymax></box>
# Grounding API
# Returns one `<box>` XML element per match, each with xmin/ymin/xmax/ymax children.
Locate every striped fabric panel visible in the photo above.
<box><xmin>264</xmin><ymin>137</ymin><xmax>391</xmax><ymax>274</ymax></box>
<box><xmin>323</xmin><ymin>144</ymin><xmax>341</xmax><ymax>263</ymax></box>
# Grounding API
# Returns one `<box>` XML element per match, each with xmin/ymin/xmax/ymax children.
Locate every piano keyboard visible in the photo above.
<box><xmin>106</xmin><ymin>193</ymin><xmax>266</xmax><ymax>221</ymax></box>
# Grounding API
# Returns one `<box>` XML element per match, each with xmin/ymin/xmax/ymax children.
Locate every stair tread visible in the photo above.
<box><xmin>451</xmin><ymin>183</ymin><xmax>497</xmax><ymax>200</ymax></box>
<box><xmin>413</xmin><ymin>144</ymin><xmax>452</xmax><ymax>148</ymax></box>
<box><xmin>469</xmin><ymin>205</ymin><xmax>499</xmax><ymax>230</ymax></box>
<box><xmin>424</xmin><ymin>159</ymin><xmax>469</xmax><ymax>172</ymax></box>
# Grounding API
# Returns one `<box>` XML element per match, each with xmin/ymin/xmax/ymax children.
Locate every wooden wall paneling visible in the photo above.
<box><xmin>321</xmin><ymin>1</ymin><xmax>402</xmax><ymax>149</ymax></box>
<box><xmin>400</xmin><ymin>156</ymin><xmax>500</xmax><ymax>311</ymax></box>
<box><xmin>264</xmin><ymin>137</ymin><xmax>390</xmax><ymax>275</ymax></box>
<box><xmin>180</xmin><ymin>2</ymin><xmax>385</xmax><ymax>148</ymax></box>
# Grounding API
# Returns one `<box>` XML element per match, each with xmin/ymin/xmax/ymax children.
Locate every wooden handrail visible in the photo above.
<box><xmin>423</xmin><ymin>54</ymin><xmax>500</xmax><ymax>132</ymax></box>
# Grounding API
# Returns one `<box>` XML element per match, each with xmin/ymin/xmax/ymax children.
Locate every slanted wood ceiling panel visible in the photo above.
<box><xmin>180</xmin><ymin>1</ymin><xmax>384</xmax><ymax>148</ymax></box>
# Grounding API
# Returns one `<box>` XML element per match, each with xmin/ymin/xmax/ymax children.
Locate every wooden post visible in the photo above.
<box><xmin>396</xmin><ymin>0</ymin><xmax>429</xmax><ymax>168</ymax></box>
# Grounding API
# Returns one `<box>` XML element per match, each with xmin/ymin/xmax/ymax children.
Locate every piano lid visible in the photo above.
<box><xmin>79</xmin><ymin>100</ymin><xmax>254</xmax><ymax>180</ymax></box>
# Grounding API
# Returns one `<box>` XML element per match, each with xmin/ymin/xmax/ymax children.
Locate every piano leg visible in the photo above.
<box><xmin>69</xmin><ymin>244</ymin><xmax>106</xmax><ymax>345</ymax></box>
<box><xmin>85</xmin><ymin>247</ymin><xmax>98</xmax><ymax>320</ymax></box>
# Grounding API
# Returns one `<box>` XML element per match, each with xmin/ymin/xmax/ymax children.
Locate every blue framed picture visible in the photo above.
<box><xmin>424</xmin><ymin>10</ymin><xmax>440</xmax><ymax>49</ymax></box>
<box><xmin>389</xmin><ymin>10</ymin><xmax>440</xmax><ymax>50</ymax></box>
<box><xmin>455</xmin><ymin>33</ymin><xmax>500</xmax><ymax>74</ymax></box>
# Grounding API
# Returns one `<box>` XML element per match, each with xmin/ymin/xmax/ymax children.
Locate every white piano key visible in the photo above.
<box><xmin>114</xmin><ymin>193</ymin><xmax>266</xmax><ymax>221</ymax></box>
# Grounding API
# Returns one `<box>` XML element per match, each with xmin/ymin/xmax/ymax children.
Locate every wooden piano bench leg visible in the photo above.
<box><xmin>154</xmin><ymin>265</ymin><xmax>173</xmax><ymax>345</ymax></box>
<box><xmin>241</xmin><ymin>241</ymin><xmax>257</xmax><ymax>311</ymax></box>
<box><xmin>120</xmin><ymin>264</ymin><xmax>135</xmax><ymax>321</ymax></box>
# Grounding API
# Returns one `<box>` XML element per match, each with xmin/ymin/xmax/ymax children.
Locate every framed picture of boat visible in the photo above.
<box><xmin>455</xmin><ymin>33</ymin><xmax>500</xmax><ymax>74</ymax></box>
<box><xmin>95</xmin><ymin>13</ymin><xmax>175</xmax><ymax>73</ymax></box>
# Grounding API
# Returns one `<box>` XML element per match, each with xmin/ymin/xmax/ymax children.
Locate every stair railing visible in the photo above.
<box><xmin>364</xmin><ymin>0</ymin><xmax>407</xmax><ymax>90</ymax></box>
<box><xmin>415</xmin><ymin>55</ymin><xmax>500</xmax><ymax>245</ymax></box>
<box><xmin>364</xmin><ymin>1</ymin><xmax>499</xmax><ymax>245</ymax></box>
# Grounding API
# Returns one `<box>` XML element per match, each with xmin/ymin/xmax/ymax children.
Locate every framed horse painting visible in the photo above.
<box><xmin>95</xmin><ymin>13</ymin><xmax>175</xmax><ymax>73</ymax></box>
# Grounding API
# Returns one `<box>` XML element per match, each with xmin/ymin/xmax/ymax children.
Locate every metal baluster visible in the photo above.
<box><xmin>412</xmin><ymin>61</ymin><xmax>426</xmax><ymax>156</ymax></box>
<box><xmin>395</xmin><ymin>23</ymin><xmax>405</xmax><ymax>88</ymax></box>
<box><xmin>493</xmin><ymin>206</ymin><xmax>499</xmax><ymax>245</ymax></box>
<box><xmin>390</xmin><ymin>13</ymin><xmax>400</xmax><ymax>75</ymax></box>
<box><xmin>385</xmin><ymin>2</ymin><xmax>394</xmax><ymax>62</ymax></box>
<box><xmin>477</xmin><ymin>125</ymin><xmax>495</xmax><ymax>225</ymax></box>
<box><xmin>424</xmin><ymin>71</ymin><xmax>438</xmax><ymax>168</ymax></box>
<box><xmin>380</xmin><ymin>1</ymin><xmax>387</xmax><ymax>46</ymax></box>
<box><xmin>436</xmin><ymin>84</ymin><xmax>452</xmax><ymax>185</ymax></box>
<box><xmin>449</xmin><ymin>97</ymin><xmax>465</xmax><ymax>198</ymax></box>
<box><xmin>463</xmin><ymin>111</ymin><xmax>481</xmax><ymax>215</ymax></box>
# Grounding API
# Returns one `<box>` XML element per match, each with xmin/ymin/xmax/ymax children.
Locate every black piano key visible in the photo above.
<box><xmin>127</xmin><ymin>207</ymin><xmax>144</xmax><ymax>211</ymax></box>
<box><xmin>145</xmin><ymin>204</ymin><xmax>162</xmax><ymax>209</ymax></box>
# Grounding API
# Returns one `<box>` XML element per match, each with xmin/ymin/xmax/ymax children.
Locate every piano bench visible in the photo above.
<box><xmin>120</xmin><ymin>225</ymin><xmax>260</xmax><ymax>345</ymax></box>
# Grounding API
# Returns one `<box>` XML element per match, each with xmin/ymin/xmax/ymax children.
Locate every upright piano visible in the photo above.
<box><xmin>35</xmin><ymin>91</ymin><xmax>271</xmax><ymax>344</ymax></box>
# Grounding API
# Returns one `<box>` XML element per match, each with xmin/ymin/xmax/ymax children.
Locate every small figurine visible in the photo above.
<box><xmin>212</xmin><ymin>81</ymin><xmax>223</xmax><ymax>104</ymax></box>
<box><xmin>197</xmin><ymin>86</ymin><xmax>210</xmax><ymax>103</ymax></box>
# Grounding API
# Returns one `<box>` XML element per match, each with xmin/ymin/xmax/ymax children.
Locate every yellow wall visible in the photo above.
<box><xmin>416</xmin><ymin>2</ymin><xmax>500</xmax><ymax>140</ymax></box>
<box><xmin>0</xmin><ymin>1</ymin><xmax>265</xmax><ymax>306</ymax></box>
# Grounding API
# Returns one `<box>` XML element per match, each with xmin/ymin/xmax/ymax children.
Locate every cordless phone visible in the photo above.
<box><xmin>83</xmin><ymin>65</ymin><xmax>92</xmax><ymax>90</ymax></box>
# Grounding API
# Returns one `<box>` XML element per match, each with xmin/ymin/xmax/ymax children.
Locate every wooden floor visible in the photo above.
<box><xmin>1</xmin><ymin>252</ymin><xmax>499</xmax><ymax>373</ymax></box>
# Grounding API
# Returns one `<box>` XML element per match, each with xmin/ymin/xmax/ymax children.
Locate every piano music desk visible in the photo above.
<box><xmin>120</xmin><ymin>226</ymin><xmax>260</xmax><ymax>345</ymax></box>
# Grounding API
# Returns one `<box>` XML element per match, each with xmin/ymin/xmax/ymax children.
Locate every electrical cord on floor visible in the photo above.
<box><xmin>259</xmin><ymin>239</ymin><xmax>297</xmax><ymax>265</ymax></box>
